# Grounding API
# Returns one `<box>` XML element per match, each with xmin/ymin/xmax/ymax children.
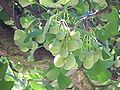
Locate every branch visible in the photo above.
<box><xmin>8</xmin><ymin>57</ymin><xmax>49</xmax><ymax>69</ymax></box>
<box><xmin>81</xmin><ymin>0</ymin><xmax>120</xmax><ymax>31</ymax></box>
<box><xmin>75</xmin><ymin>6</ymin><xmax>111</xmax><ymax>31</ymax></box>
<box><xmin>77</xmin><ymin>0</ymin><xmax>112</xmax><ymax>31</ymax></box>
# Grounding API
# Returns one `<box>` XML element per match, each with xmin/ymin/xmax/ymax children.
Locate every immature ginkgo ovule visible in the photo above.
<box><xmin>77</xmin><ymin>39</ymin><xmax>83</xmax><ymax>49</ymax></box>
<box><xmin>63</xmin><ymin>54</ymin><xmax>76</xmax><ymax>70</ymax></box>
<box><xmin>86</xmin><ymin>52</ymin><xmax>94</xmax><ymax>61</ymax></box>
<box><xmin>93</xmin><ymin>50</ymin><xmax>101</xmax><ymax>63</ymax></box>
<box><xmin>15</xmin><ymin>64</ymin><xmax>23</xmax><ymax>72</ymax></box>
<box><xmin>49</xmin><ymin>40</ymin><xmax>61</xmax><ymax>54</ymax></box>
<box><xmin>72</xmin><ymin>62</ymin><xmax>78</xmax><ymax>69</ymax></box>
<box><xmin>19</xmin><ymin>46</ymin><xmax>29</xmax><ymax>52</ymax></box>
<box><xmin>58</xmin><ymin>48</ymin><xmax>69</xmax><ymax>58</ymax></box>
<box><xmin>79</xmin><ymin>53</ymin><xmax>86</xmax><ymax>62</ymax></box>
<box><xmin>49</xmin><ymin>25</ymin><xmax>60</xmax><ymax>34</ymax></box>
<box><xmin>83</xmin><ymin>52</ymin><xmax>95</xmax><ymax>69</ymax></box>
<box><xmin>35</xmin><ymin>35</ymin><xmax>46</xmax><ymax>43</ymax></box>
<box><xmin>68</xmin><ymin>39</ymin><xmax>78</xmax><ymax>51</ymax></box>
<box><xmin>56</xmin><ymin>31</ymin><xmax>66</xmax><ymax>40</ymax></box>
<box><xmin>54</xmin><ymin>55</ymin><xmax>64</xmax><ymax>67</ymax></box>
<box><xmin>114</xmin><ymin>60</ymin><xmax>120</xmax><ymax>68</ymax></box>
<box><xmin>83</xmin><ymin>58</ymin><xmax>94</xmax><ymax>69</ymax></box>
<box><xmin>32</xmin><ymin>41</ymin><xmax>38</xmax><ymax>49</ymax></box>
<box><xmin>70</xmin><ymin>31</ymin><xmax>80</xmax><ymax>40</ymax></box>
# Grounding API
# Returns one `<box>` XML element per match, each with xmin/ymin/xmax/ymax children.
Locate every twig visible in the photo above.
<box><xmin>81</xmin><ymin>6</ymin><xmax>111</xmax><ymax>21</ymax></box>
<box><xmin>77</xmin><ymin>0</ymin><xmax>112</xmax><ymax>31</ymax></box>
